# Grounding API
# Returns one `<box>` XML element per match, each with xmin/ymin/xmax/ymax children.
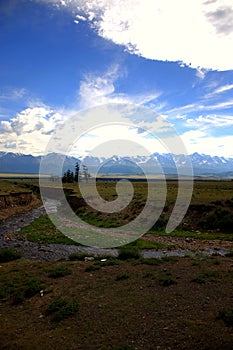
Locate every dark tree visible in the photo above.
<box><xmin>62</xmin><ymin>169</ymin><xmax>74</xmax><ymax>183</ymax></box>
<box><xmin>82</xmin><ymin>164</ymin><xmax>90</xmax><ymax>182</ymax></box>
<box><xmin>74</xmin><ymin>162</ymin><xmax>80</xmax><ymax>182</ymax></box>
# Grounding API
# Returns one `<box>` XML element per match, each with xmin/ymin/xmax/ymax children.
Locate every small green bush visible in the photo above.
<box><xmin>69</xmin><ymin>253</ymin><xmax>93</xmax><ymax>261</ymax></box>
<box><xmin>134</xmin><ymin>258</ymin><xmax>161</xmax><ymax>266</ymax></box>
<box><xmin>218</xmin><ymin>308</ymin><xmax>233</xmax><ymax>326</ymax></box>
<box><xmin>47</xmin><ymin>298</ymin><xmax>79</xmax><ymax>322</ymax></box>
<box><xmin>48</xmin><ymin>266</ymin><xmax>72</xmax><ymax>278</ymax></box>
<box><xmin>225</xmin><ymin>250</ymin><xmax>233</xmax><ymax>257</ymax></box>
<box><xmin>115</xmin><ymin>273</ymin><xmax>129</xmax><ymax>281</ymax></box>
<box><xmin>159</xmin><ymin>277</ymin><xmax>177</xmax><ymax>287</ymax></box>
<box><xmin>191</xmin><ymin>271</ymin><xmax>219</xmax><ymax>284</ymax></box>
<box><xmin>47</xmin><ymin>298</ymin><xmax>68</xmax><ymax>314</ymax></box>
<box><xmin>118</xmin><ymin>247</ymin><xmax>141</xmax><ymax>260</ymax></box>
<box><xmin>1</xmin><ymin>275</ymin><xmax>43</xmax><ymax>304</ymax></box>
<box><xmin>85</xmin><ymin>264</ymin><xmax>101</xmax><ymax>272</ymax></box>
<box><xmin>0</xmin><ymin>248</ymin><xmax>22</xmax><ymax>263</ymax></box>
<box><xmin>23</xmin><ymin>277</ymin><xmax>43</xmax><ymax>298</ymax></box>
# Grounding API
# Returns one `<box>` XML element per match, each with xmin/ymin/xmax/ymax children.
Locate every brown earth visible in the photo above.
<box><xmin>0</xmin><ymin>256</ymin><xmax>232</xmax><ymax>350</ymax></box>
<box><xmin>0</xmin><ymin>193</ymin><xmax>41</xmax><ymax>221</ymax></box>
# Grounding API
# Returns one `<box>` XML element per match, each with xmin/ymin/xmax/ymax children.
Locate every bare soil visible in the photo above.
<box><xmin>0</xmin><ymin>194</ymin><xmax>41</xmax><ymax>221</ymax></box>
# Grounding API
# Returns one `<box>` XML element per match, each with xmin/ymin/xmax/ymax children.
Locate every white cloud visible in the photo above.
<box><xmin>186</xmin><ymin>114</ymin><xmax>233</xmax><ymax>129</ymax></box>
<box><xmin>78</xmin><ymin>65</ymin><xmax>161</xmax><ymax>109</ymax></box>
<box><xmin>0</xmin><ymin>107</ymin><xmax>65</xmax><ymax>154</ymax></box>
<box><xmin>181</xmin><ymin>130</ymin><xmax>233</xmax><ymax>157</ymax></box>
<box><xmin>42</xmin><ymin>0</ymin><xmax>233</xmax><ymax>71</ymax></box>
<box><xmin>0</xmin><ymin>88</ymin><xmax>27</xmax><ymax>101</ymax></box>
<box><xmin>204</xmin><ymin>84</ymin><xmax>233</xmax><ymax>99</ymax></box>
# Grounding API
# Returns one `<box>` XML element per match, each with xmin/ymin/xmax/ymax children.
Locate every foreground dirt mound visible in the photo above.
<box><xmin>0</xmin><ymin>192</ymin><xmax>40</xmax><ymax>221</ymax></box>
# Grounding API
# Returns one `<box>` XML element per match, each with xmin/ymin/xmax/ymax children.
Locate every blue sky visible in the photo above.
<box><xmin>0</xmin><ymin>0</ymin><xmax>233</xmax><ymax>158</ymax></box>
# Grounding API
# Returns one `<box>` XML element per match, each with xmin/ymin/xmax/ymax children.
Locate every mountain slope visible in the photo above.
<box><xmin>0</xmin><ymin>152</ymin><xmax>232</xmax><ymax>176</ymax></box>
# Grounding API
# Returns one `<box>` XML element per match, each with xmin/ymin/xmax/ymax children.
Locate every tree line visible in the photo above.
<box><xmin>62</xmin><ymin>162</ymin><xmax>90</xmax><ymax>183</ymax></box>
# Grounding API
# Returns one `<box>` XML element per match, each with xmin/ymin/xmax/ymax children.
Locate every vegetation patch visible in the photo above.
<box><xmin>191</xmin><ymin>271</ymin><xmax>219</xmax><ymax>284</ymax></box>
<box><xmin>115</xmin><ymin>273</ymin><xmax>130</xmax><ymax>281</ymax></box>
<box><xmin>48</xmin><ymin>265</ymin><xmax>72</xmax><ymax>278</ymax></box>
<box><xmin>118</xmin><ymin>247</ymin><xmax>141</xmax><ymax>260</ymax></box>
<box><xmin>19</xmin><ymin>215</ymin><xmax>77</xmax><ymax>244</ymax></box>
<box><xmin>46</xmin><ymin>297</ymin><xmax>79</xmax><ymax>322</ymax></box>
<box><xmin>85</xmin><ymin>264</ymin><xmax>101</xmax><ymax>272</ymax></box>
<box><xmin>218</xmin><ymin>308</ymin><xmax>233</xmax><ymax>326</ymax></box>
<box><xmin>158</xmin><ymin>271</ymin><xmax>178</xmax><ymax>286</ymax></box>
<box><xmin>0</xmin><ymin>274</ymin><xmax>43</xmax><ymax>304</ymax></box>
<box><xmin>0</xmin><ymin>247</ymin><xmax>22</xmax><ymax>263</ymax></box>
<box><xmin>123</xmin><ymin>239</ymin><xmax>166</xmax><ymax>250</ymax></box>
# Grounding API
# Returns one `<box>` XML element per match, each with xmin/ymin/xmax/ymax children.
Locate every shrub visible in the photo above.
<box><xmin>225</xmin><ymin>250</ymin><xmax>233</xmax><ymax>257</ymax></box>
<box><xmin>47</xmin><ymin>298</ymin><xmax>79</xmax><ymax>322</ymax></box>
<box><xmin>159</xmin><ymin>277</ymin><xmax>177</xmax><ymax>287</ymax></box>
<box><xmin>199</xmin><ymin>207</ymin><xmax>233</xmax><ymax>233</ymax></box>
<box><xmin>23</xmin><ymin>277</ymin><xmax>43</xmax><ymax>298</ymax></box>
<box><xmin>3</xmin><ymin>276</ymin><xmax>43</xmax><ymax>304</ymax></box>
<box><xmin>218</xmin><ymin>308</ymin><xmax>233</xmax><ymax>326</ymax></box>
<box><xmin>85</xmin><ymin>264</ymin><xmax>101</xmax><ymax>272</ymax></box>
<box><xmin>0</xmin><ymin>247</ymin><xmax>22</xmax><ymax>263</ymax></box>
<box><xmin>48</xmin><ymin>266</ymin><xmax>72</xmax><ymax>278</ymax></box>
<box><xmin>69</xmin><ymin>253</ymin><xmax>93</xmax><ymax>261</ymax></box>
<box><xmin>118</xmin><ymin>247</ymin><xmax>141</xmax><ymax>260</ymax></box>
<box><xmin>47</xmin><ymin>298</ymin><xmax>68</xmax><ymax>314</ymax></box>
<box><xmin>134</xmin><ymin>258</ymin><xmax>161</xmax><ymax>266</ymax></box>
<box><xmin>115</xmin><ymin>273</ymin><xmax>129</xmax><ymax>281</ymax></box>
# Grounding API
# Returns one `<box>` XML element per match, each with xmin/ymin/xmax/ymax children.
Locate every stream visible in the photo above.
<box><xmin>0</xmin><ymin>199</ymin><xmax>231</xmax><ymax>261</ymax></box>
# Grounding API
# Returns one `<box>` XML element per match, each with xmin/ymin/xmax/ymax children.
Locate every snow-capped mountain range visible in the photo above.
<box><xmin>0</xmin><ymin>152</ymin><xmax>233</xmax><ymax>177</ymax></box>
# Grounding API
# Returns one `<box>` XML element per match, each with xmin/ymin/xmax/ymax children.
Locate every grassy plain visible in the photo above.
<box><xmin>14</xmin><ymin>180</ymin><xmax>233</xmax><ymax>244</ymax></box>
<box><xmin>0</xmin><ymin>180</ymin><xmax>233</xmax><ymax>349</ymax></box>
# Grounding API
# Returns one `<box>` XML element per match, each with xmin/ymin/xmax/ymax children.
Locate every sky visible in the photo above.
<box><xmin>0</xmin><ymin>0</ymin><xmax>233</xmax><ymax>158</ymax></box>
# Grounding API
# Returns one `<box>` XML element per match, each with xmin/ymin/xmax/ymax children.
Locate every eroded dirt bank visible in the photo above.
<box><xmin>0</xmin><ymin>192</ymin><xmax>41</xmax><ymax>221</ymax></box>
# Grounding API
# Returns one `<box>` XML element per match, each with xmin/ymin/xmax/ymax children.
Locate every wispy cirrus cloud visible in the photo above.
<box><xmin>0</xmin><ymin>88</ymin><xmax>28</xmax><ymax>101</ymax></box>
<box><xmin>204</xmin><ymin>84</ymin><xmax>233</xmax><ymax>99</ymax></box>
<box><xmin>78</xmin><ymin>65</ymin><xmax>161</xmax><ymax>109</ymax></box>
<box><xmin>186</xmin><ymin>114</ymin><xmax>233</xmax><ymax>129</ymax></box>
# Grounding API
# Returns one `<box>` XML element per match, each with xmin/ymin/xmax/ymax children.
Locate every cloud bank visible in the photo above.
<box><xmin>42</xmin><ymin>0</ymin><xmax>233</xmax><ymax>71</ymax></box>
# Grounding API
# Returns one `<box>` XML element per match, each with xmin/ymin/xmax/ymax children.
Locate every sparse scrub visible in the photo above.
<box><xmin>0</xmin><ymin>247</ymin><xmax>22</xmax><ymax>263</ymax></box>
<box><xmin>0</xmin><ymin>275</ymin><xmax>43</xmax><ymax>304</ymax></box>
<box><xmin>191</xmin><ymin>271</ymin><xmax>219</xmax><ymax>284</ymax></box>
<box><xmin>118</xmin><ymin>247</ymin><xmax>141</xmax><ymax>260</ymax></box>
<box><xmin>218</xmin><ymin>308</ymin><xmax>233</xmax><ymax>326</ymax></box>
<box><xmin>115</xmin><ymin>273</ymin><xmax>130</xmax><ymax>281</ymax></box>
<box><xmin>69</xmin><ymin>253</ymin><xmax>92</xmax><ymax>261</ymax></box>
<box><xmin>158</xmin><ymin>272</ymin><xmax>178</xmax><ymax>286</ymax></box>
<box><xmin>46</xmin><ymin>298</ymin><xmax>79</xmax><ymax>322</ymax></box>
<box><xmin>85</xmin><ymin>264</ymin><xmax>101</xmax><ymax>272</ymax></box>
<box><xmin>134</xmin><ymin>258</ymin><xmax>161</xmax><ymax>266</ymax></box>
<box><xmin>48</xmin><ymin>266</ymin><xmax>72</xmax><ymax>278</ymax></box>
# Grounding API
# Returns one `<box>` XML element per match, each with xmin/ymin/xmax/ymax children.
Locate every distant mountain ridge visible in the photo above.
<box><xmin>0</xmin><ymin>151</ymin><xmax>233</xmax><ymax>177</ymax></box>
